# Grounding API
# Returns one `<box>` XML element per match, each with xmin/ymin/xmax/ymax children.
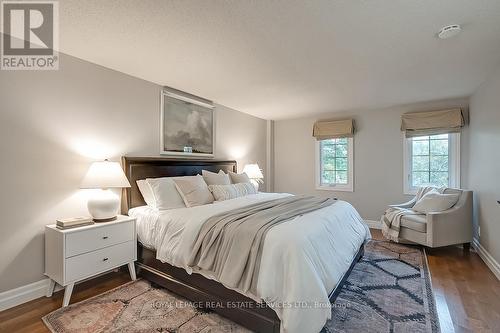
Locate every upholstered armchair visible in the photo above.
<box><xmin>389</xmin><ymin>188</ymin><xmax>473</xmax><ymax>249</ymax></box>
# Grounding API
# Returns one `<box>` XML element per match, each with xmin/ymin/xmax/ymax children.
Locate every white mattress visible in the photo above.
<box><xmin>129</xmin><ymin>193</ymin><xmax>370</xmax><ymax>333</ymax></box>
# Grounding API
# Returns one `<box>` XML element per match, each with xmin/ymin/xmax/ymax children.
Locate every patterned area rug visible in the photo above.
<box><xmin>42</xmin><ymin>240</ymin><xmax>439</xmax><ymax>333</ymax></box>
<box><xmin>322</xmin><ymin>240</ymin><xmax>440</xmax><ymax>333</ymax></box>
<box><xmin>42</xmin><ymin>280</ymin><xmax>250</xmax><ymax>333</ymax></box>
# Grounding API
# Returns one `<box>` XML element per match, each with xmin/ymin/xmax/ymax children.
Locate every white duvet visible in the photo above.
<box><xmin>130</xmin><ymin>193</ymin><xmax>370</xmax><ymax>333</ymax></box>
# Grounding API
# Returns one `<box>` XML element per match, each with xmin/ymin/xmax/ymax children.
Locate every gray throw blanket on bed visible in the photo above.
<box><xmin>186</xmin><ymin>195</ymin><xmax>336</xmax><ymax>295</ymax></box>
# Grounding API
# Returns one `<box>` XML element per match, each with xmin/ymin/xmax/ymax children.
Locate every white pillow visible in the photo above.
<box><xmin>136</xmin><ymin>179</ymin><xmax>156</xmax><ymax>207</ymax></box>
<box><xmin>173</xmin><ymin>175</ymin><xmax>214</xmax><ymax>207</ymax></box>
<box><xmin>145</xmin><ymin>177</ymin><xmax>186</xmax><ymax>210</ymax></box>
<box><xmin>208</xmin><ymin>183</ymin><xmax>257</xmax><ymax>201</ymax></box>
<box><xmin>228</xmin><ymin>171</ymin><xmax>251</xmax><ymax>184</ymax></box>
<box><xmin>413</xmin><ymin>190</ymin><xmax>460</xmax><ymax>213</ymax></box>
<box><xmin>202</xmin><ymin>170</ymin><xmax>231</xmax><ymax>186</ymax></box>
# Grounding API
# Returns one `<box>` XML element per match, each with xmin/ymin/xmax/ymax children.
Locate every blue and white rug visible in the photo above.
<box><xmin>323</xmin><ymin>240</ymin><xmax>440</xmax><ymax>333</ymax></box>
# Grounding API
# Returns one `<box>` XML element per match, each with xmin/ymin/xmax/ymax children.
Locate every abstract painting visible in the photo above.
<box><xmin>160</xmin><ymin>90</ymin><xmax>215</xmax><ymax>157</ymax></box>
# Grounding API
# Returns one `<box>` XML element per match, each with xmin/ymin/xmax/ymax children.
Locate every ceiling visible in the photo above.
<box><xmin>59</xmin><ymin>0</ymin><xmax>500</xmax><ymax>120</ymax></box>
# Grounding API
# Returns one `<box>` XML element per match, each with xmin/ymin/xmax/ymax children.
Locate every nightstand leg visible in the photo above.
<box><xmin>128</xmin><ymin>262</ymin><xmax>137</xmax><ymax>281</ymax></box>
<box><xmin>62</xmin><ymin>283</ymin><xmax>74</xmax><ymax>307</ymax></box>
<box><xmin>46</xmin><ymin>279</ymin><xmax>56</xmax><ymax>297</ymax></box>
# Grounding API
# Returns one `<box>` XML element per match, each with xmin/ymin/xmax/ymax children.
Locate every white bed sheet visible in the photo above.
<box><xmin>129</xmin><ymin>193</ymin><xmax>370</xmax><ymax>333</ymax></box>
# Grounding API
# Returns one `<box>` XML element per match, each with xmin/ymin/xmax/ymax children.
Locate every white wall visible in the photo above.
<box><xmin>274</xmin><ymin>98</ymin><xmax>469</xmax><ymax>221</ymax></box>
<box><xmin>0</xmin><ymin>53</ymin><xmax>266</xmax><ymax>292</ymax></box>
<box><xmin>215</xmin><ymin>105</ymin><xmax>267</xmax><ymax>173</ymax></box>
<box><xmin>468</xmin><ymin>65</ymin><xmax>500</xmax><ymax>264</ymax></box>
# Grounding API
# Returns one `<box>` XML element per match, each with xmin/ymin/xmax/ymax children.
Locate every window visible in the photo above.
<box><xmin>316</xmin><ymin>137</ymin><xmax>354</xmax><ymax>191</ymax></box>
<box><xmin>404</xmin><ymin>133</ymin><xmax>460</xmax><ymax>194</ymax></box>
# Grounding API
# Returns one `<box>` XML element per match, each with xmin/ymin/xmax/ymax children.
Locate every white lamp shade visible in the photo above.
<box><xmin>243</xmin><ymin>164</ymin><xmax>264</xmax><ymax>179</ymax></box>
<box><xmin>80</xmin><ymin>160</ymin><xmax>131</xmax><ymax>189</ymax></box>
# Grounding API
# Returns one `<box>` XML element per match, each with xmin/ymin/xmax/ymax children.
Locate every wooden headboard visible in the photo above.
<box><xmin>121</xmin><ymin>157</ymin><xmax>237</xmax><ymax>214</ymax></box>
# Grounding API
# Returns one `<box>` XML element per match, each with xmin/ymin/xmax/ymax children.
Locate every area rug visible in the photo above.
<box><xmin>42</xmin><ymin>279</ymin><xmax>250</xmax><ymax>333</ymax></box>
<box><xmin>322</xmin><ymin>240</ymin><xmax>440</xmax><ymax>333</ymax></box>
<box><xmin>42</xmin><ymin>240</ymin><xmax>440</xmax><ymax>333</ymax></box>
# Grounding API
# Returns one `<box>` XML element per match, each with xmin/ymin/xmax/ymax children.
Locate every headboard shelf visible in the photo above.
<box><xmin>121</xmin><ymin>156</ymin><xmax>237</xmax><ymax>214</ymax></box>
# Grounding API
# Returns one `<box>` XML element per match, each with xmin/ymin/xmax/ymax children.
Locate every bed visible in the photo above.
<box><xmin>121</xmin><ymin>157</ymin><xmax>369</xmax><ymax>333</ymax></box>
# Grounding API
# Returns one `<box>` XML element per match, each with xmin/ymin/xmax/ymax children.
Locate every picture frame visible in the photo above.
<box><xmin>160</xmin><ymin>88</ymin><xmax>215</xmax><ymax>158</ymax></box>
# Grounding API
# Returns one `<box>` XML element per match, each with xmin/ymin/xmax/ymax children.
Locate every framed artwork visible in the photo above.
<box><xmin>160</xmin><ymin>88</ymin><xmax>215</xmax><ymax>157</ymax></box>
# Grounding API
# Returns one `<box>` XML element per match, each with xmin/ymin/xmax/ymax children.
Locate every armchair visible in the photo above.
<box><xmin>389</xmin><ymin>188</ymin><xmax>473</xmax><ymax>249</ymax></box>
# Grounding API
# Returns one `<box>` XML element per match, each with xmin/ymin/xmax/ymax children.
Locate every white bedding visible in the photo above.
<box><xmin>129</xmin><ymin>193</ymin><xmax>370</xmax><ymax>333</ymax></box>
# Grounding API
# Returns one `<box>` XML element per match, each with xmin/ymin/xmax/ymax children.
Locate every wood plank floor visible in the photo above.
<box><xmin>1</xmin><ymin>230</ymin><xmax>499</xmax><ymax>333</ymax></box>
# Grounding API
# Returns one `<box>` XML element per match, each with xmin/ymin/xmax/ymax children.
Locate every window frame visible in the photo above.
<box><xmin>315</xmin><ymin>137</ymin><xmax>354</xmax><ymax>192</ymax></box>
<box><xmin>403</xmin><ymin>132</ymin><xmax>460</xmax><ymax>195</ymax></box>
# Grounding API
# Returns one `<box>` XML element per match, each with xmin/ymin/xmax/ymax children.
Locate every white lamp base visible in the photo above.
<box><xmin>87</xmin><ymin>189</ymin><xmax>120</xmax><ymax>222</ymax></box>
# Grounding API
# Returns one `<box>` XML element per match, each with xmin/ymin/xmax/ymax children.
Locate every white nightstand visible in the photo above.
<box><xmin>44</xmin><ymin>215</ymin><xmax>137</xmax><ymax>307</ymax></box>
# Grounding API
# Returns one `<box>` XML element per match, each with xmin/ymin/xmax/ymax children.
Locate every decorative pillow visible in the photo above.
<box><xmin>228</xmin><ymin>171</ymin><xmax>251</xmax><ymax>184</ymax></box>
<box><xmin>202</xmin><ymin>169</ymin><xmax>231</xmax><ymax>186</ymax></box>
<box><xmin>173</xmin><ymin>175</ymin><xmax>214</xmax><ymax>207</ymax></box>
<box><xmin>145</xmin><ymin>177</ymin><xmax>186</xmax><ymax>210</ymax></box>
<box><xmin>136</xmin><ymin>179</ymin><xmax>156</xmax><ymax>207</ymax></box>
<box><xmin>412</xmin><ymin>189</ymin><xmax>460</xmax><ymax>214</ymax></box>
<box><xmin>208</xmin><ymin>183</ymin><xmax>257</xmax><ymax>201</ymax></box>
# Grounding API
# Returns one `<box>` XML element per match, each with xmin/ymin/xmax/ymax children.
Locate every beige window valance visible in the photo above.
<box><xmin>312</xmin><ymin>119</ymin><xmax>355</xmax><ymax>140</ymax></box>
<box><xmin>401</xmin><ymin>108</ymin><xmax>464</xmax><ymax>137</ymax></box>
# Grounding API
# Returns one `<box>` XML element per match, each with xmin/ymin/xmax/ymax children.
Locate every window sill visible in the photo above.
<box><xmin>316</xmin><ymin>185</ymin><xmax>353</xmax><ymax>192</ymax></box>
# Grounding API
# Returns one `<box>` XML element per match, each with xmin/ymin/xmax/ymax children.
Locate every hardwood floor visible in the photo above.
<box><xmin>1</xmin><ymin>231</ymin><xmax>499</xmax><ymax>333</ymax></box>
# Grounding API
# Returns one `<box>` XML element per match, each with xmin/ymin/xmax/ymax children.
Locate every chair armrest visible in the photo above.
<box><xmin>389</xmin><ymin>197</ymin><xmax>416</xmax><ymax>209</ymax></box>
<box><xmin>427</xmin><ymin>205</ymin><xmax>461</xmax><ymax>217</ymax></box>
<box><xmin>426</xmin><ymin>197</ymin><xmax>473</xmax><ymax>247</ymax></box>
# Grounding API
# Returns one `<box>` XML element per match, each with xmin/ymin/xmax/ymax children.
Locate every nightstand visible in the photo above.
<box><xmin>44</xmin><ymin>215</ymin><xmax>137</xmax><ymax>307</ymax></box>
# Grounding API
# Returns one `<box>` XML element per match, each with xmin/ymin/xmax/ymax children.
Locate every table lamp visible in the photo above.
<box><xmin>243</xmin><ymin>163</ymin><xmax>264</xmax><ymax>190</ymax></box>
<box><xmin>80</xmin><ymin>159</ymin><xmax>131</xmax><ymax>222</ymax></box>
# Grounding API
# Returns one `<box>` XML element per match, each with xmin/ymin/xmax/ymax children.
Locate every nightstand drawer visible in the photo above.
<box><xmin>65</xmin><ymin>220</ymin><xmax>134</xmax><ymax>257</ymax></box>
<box><xmin>65</xmin><ymin>241</ymin><xmax>135</xmax><ymax>282</ymax></box>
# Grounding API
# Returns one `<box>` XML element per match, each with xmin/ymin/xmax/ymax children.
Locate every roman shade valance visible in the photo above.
<box><xmin>312</xmin><ymin>119</ymin><xmax>355</xmax><ymax>140</ymax></box>
<box><xmin>401</xmin><ymin>108</ymin><xmax>465</xmax><ymax>137</ymax></box>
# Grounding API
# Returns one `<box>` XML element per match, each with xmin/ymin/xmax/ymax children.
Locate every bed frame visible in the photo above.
<box><xmin>121</xmin><ymin>156</ymin><xmax>364</xmax><ymax>333</ymax></box>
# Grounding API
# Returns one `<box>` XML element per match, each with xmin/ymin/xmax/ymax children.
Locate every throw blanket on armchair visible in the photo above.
<box><xmin>381</xmin><ymin>186</ymin><xmax>437</xmax><ymax>242</ymax></box>
<box><xmin>187</xmin><ymin>195</ymin><xmax>336</xmax><ymax>295</ymax></box>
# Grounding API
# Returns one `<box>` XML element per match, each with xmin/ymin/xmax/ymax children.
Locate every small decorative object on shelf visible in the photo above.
<box><xmin>80</xmin><ymin>159</ymin><xmax>131</xmax><ymax>222</ymax></box>
<box><xmin>56</xmin><ymin>217</ymin><xmax>93</xmax><ymax>229</ymax></box>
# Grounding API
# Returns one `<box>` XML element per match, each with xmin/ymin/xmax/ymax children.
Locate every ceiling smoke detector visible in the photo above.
<box><xmin>438</xmin><ymin>24</ymin><xmax>462</xmax><ymax>39</ymax></box>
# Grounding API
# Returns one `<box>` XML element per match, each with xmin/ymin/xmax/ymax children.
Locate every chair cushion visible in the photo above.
<box><xmin>399</xmin><ymin>227</ymin><xmax>427</xmax><ymax>245</ymax></box>
<box><xmin>401</xmin><ymin>214</ymin><xmax>427</xmax><ymax>233</ymax></box>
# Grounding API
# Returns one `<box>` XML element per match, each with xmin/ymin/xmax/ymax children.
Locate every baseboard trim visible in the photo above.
<box><xmin>473</xmin><ymin>238</ymin><xmax>500</xmax><ymax>281</ymax></box>
<box><xmin>0</xmin><ymin>278</ymin><xmax>62</xmax><ymax>312</ymax></box>
<box><xmin>0</xmin><ymin>269</ymin><xmax>119</xmax><ymax>312</ymax></box>
<box><xmin>365</xmin><ymin>219</ymin><xmax>382</xmax><ymax>229</ymax></box>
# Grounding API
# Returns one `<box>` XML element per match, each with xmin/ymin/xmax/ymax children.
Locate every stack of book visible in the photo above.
<box><xmin>56</xmin><ymin>217</ymin><xmax>94</xmax><ymax>229</ymax></box>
